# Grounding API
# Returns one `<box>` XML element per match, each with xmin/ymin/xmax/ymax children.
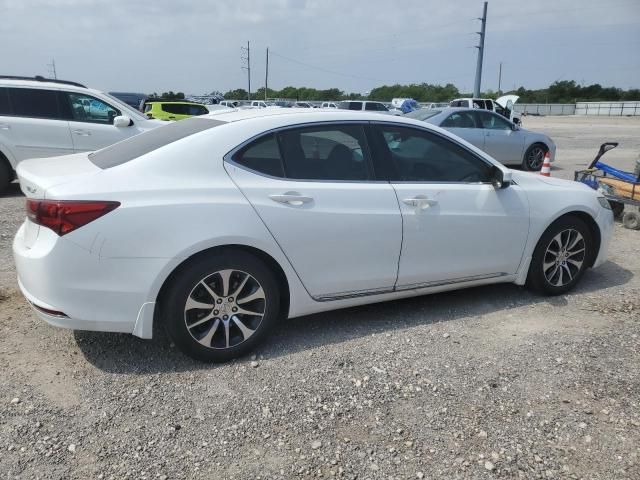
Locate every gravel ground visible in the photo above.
<box><xmin>1</xmin><ymin>116</ymin><xmax>639</xmax><ymax>479</ymax></box>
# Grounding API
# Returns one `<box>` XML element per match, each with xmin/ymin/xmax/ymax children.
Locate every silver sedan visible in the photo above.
<box><xmin>407</xmin><ymin>107</ymin><xmax>556</xmax><ymax>171</ymax></box>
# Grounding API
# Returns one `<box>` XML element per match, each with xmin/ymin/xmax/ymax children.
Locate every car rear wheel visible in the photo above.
<box><xmin>162</xmin><ymin>250</ymin><xmax>280</xmax><ymax>362</ymax></box>
<box><xmin>0</xmin><ymin>156</ymin><xmax>11</xmax><ymax>193</ymax></box>
<box><xmin>522</xmin><ymin>143</ymin><xmax>547</xmax><ymax>171</ymax></box>
<box><xmin>527</xmin><ymin>216</ymin><xmax>593</xmax><ymax>295</ymax></box>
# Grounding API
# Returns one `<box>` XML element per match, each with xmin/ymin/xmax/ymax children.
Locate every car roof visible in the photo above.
<box><xmin>200</xmin><ymin>107</ymin><xmax>436</xmax><ymax>128</ymax></box>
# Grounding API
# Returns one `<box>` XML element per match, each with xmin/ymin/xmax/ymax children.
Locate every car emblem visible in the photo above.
<box><xmin>26</xmin><ymin>186</ymin><xmax>37</xmax><ymax>194</ymax></box>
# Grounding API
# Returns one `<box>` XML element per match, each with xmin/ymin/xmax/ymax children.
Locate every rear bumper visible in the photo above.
<box><xmin>13</xmin><ymin>222</ymin><xmax>166</xmax><ymax>337</ymax></box>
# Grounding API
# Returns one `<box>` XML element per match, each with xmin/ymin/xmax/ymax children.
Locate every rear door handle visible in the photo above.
<box><xmin>269</xmin><ymin>192</ymin><xmax>314</xmax><ymax>206</ymax></box>
<box><xmin>402</xmin><ymin>196</ymin><xmax>438</xmax><ymax>209</ymax></box>
<box><xmin>0</xmin><ymin>123</ymin><xmax>9</xmax><ymax>130</ymax></box>
<box><xmin>72</xmin><ymin>129</ymin><xmax>91</xmax><ymax>136</ymax></box>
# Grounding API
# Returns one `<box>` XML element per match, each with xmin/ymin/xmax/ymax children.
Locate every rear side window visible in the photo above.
<box><xmin>338</xmin><ymin>101</ymin><xmax>362</xmax><ymax>110</ymax></box>
<box><xmin>89</xmin><ymin>117</ymin><xmax>225</xmax><ymax>169</ymax></box>
<box><xmin>7</xmin><ymin>88</ymin><xmax>62</xmax><ymax>119</ymax></box>
<box><xmin>441</xmin><ymin>111</ymin><xmax>478</xmax><ymax>128</ymax></box>
<box><xmin>161</xmin><ymin>103</ymin><xmax>185</xmax><ymax>114</ymax></box>
<box><xmin>233</xmin><ymin>134</ymin><xmax>284</xmax><ymax>177</ymax></box>
<box><xmin>278</xmin><ymin>125</ymin><xmax>371</xmax><ymax>181</ymax></box>
<box><xmin>0</xmin><ymin>88</ymin><xmax>9</xmax><ymax>115</ymax></box>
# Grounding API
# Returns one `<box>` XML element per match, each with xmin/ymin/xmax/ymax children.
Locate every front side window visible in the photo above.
<box><xmin>187</xmin><ymin>104</ymin><xmax>208</xmax><ymax>116</ymax></box>
<box><xmin>277</xmin><ymin>125</ymin><xmax>371</xmax><ymax>181</ymax></box>
<box><xmin>67</xmin><ymin>93</ymin><xmax>119</xmax><ymax>124</ymax></box>
<box><xmin>376</xmin><ymin>125</ymin><xmax>492</xmax><ymax>183</ymax></box>
<box><xmin>477</xmin><ymin>111</ymin><xmax>512</xmax><ymax>130</ymax></box>
<box><xmin>441</xmin><ymin>111</ymin><xmax>478</xmax><ymax>128</ymax></box>
<box><xmin>233</xmin><ymin>134</ymin><xmax>284</xmax><ymax>178</ymax></box>
<box><xmin>7</xmin><ymin>88</ymin><xmax>61</xmax><ymax>119</ymax></box>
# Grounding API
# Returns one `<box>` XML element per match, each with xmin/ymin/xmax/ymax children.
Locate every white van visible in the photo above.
<box><xmin>0</xmin><ymin>76</ymin><xmax>163</xmax><ymax>191</ymax></box>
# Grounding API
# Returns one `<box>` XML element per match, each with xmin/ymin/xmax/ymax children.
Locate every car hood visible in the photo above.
<box><xmin>510</xmin><ymin>169</ymin><xmax>590</xmax><ymax>191</ymax></box>
<box><xmin>496</xmin><ymin>95</ymin><xmax>519</xmax><ymax>109</ymax></box>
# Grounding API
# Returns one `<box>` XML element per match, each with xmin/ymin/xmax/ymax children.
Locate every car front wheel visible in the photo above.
<box><xmin>162</xmin><ymin>250</ymin><xmax>281</xmax><ymax>362</ymax></box>
<box><xmin>527</xmin><ymin>216</ymin><xmax>593</xmax><ymax>295</ymax></box>
<box><xmin>522</xmin><ymin>143</ymin><xmax>548</xmax><ymax>171</ymax></box>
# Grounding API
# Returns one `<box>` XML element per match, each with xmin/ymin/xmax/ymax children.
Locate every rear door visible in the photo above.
<box><xmin>64</xmin><ymin>92</ymin><xmax>143</xmax><ymax>151</ymax></box>
<box><xmin>439</xmin><ymin>110</ymin><xmax>485</xmax><ymax>149</ymax></box>
<box><xmin>475</xmin><ymin>111</ymin><xmax>525</xmax><ymax>164</ymax></box>
<box><xmin>225</xmin><ymin>123</ymin><xmax>402</xmax><ymax>299</ymax></box>
<box><xmin>2</xmin><ymin>87</ymin><xmax>74</xmax><ymax>161</ymax></box>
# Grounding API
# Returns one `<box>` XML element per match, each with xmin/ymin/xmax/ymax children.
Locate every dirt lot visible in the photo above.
<box><xmin>1</xmin><ymin>116</ymin><xmax>639</xmax><ymax>480</ymax></box>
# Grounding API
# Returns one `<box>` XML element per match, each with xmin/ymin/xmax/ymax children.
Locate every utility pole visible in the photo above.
<box><xmin>47</xmin><ymin>59</ymin><xmax>57</xmax><ymax>79</ymax></box>
<box><xmin>497</xmin><ymin>61</ymin><xmax>502</xmax><ymax>96</ymax></box>
<box><xmin>265</xmin><ymin>47</ymin><xmax>269</xmax><ymax>101</ymax></box>
<box><xmin>473</xmin><ymin>1</ymin><xmax>488</xmax><ymax>98</ymax></box>
<box><xmin>241</xmin><ymin>41</ymin><xmax>251</xmax><ymax>101</ymax></box>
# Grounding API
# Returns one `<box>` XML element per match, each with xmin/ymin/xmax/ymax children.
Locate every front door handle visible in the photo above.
<box><xmin>72</xmin><ymin>129</ymin><xmax>91</xmax><ymax>136</ymax></box>
<box><xmin>269</xmin><ymin>192</ymin><xmax>314</xmax><ymax>206</ymax></box>
<box><xmin>402</xmin><ymin>196</ymin><xmax>438</xmax><ymax>209</ymax></box>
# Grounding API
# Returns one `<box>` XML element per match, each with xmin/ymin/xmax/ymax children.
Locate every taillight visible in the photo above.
<box><xmin>26</xmin><ymin>199</ymin><xmax>120</xmax><ymax>236</ymax></box>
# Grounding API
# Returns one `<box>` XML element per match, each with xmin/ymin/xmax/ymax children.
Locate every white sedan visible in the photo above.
<box><xmin>13</xmin><ymin>109</ymin><xmax>614</xmax><ymax>362</ymax></box>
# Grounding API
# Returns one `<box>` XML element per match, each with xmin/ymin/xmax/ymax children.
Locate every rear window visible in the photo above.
<box><xmin>88</xmin><ymin>117</ymin><xmax>225</xmax><ymax>169</ymax></box>
<box><xmin>406</xmin><ymin>109</ymin><xmax>442</xmax><ymax>121</ymax></box>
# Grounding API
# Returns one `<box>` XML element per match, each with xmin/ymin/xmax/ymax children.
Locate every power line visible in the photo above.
<box><xmin>269</xmin><ymin>50</ymin><xmax>384</xmax><ymax>83</ymax></box>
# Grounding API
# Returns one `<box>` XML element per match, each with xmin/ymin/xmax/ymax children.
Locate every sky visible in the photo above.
<box><xmin>1</xmin><ymin>0</ymin><xmax>639</xmax><ymax>95</ymax></box>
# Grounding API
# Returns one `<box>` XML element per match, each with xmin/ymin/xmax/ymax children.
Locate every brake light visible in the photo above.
<box><xmin>26</xmin><ymin>199</ymin><xmax>120</xmax><ymax>236</ymax></box>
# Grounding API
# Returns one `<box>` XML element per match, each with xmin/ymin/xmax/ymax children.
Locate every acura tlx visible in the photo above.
<box><xmin>13</xmin><ymin>109</ymin><xmax>613</xmax><ymax>362</ymax></box>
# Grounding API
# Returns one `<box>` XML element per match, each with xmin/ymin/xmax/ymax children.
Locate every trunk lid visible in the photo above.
<box><xmin>16</xmin><ymin>153</ymin><xmax>101</xmax><ymax>248</ymax></box>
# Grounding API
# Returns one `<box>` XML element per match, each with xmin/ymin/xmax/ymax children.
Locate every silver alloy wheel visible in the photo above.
<box><xmin>543</xmin><ymin>229</ymin><xmax>586</xmax><ymax>287</ymax></box>
<box><xmin>526</xmin><ymin>145</ymin><xmax>546</xmax><ymax>170</ymax></box>
<box><xmin>183</xmin><ymin>269</ymin><xmax>266</xmax><ymax>349</ymax></box>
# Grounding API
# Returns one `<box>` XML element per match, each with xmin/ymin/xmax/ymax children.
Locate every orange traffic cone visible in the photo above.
<box><xmin>540</xmin><ymin>152</ymin><xmax>551</xmax><ymax>176</ymax></box>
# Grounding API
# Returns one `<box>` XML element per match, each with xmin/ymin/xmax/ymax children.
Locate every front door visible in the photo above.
<box><xmin>225</xmin><ymin>123</ymin><xmax>402</xmax><ymax>299</ymax></box>
<box><xmin>371</xmin><ymin>123</ymin><xmax>530</xmax><ymax>287</ymax></box>
<box><xmin>475</xmin><ymin>111</ymin><xmax>525</xmax><ymax>164</ymax></box>
<box><xmin>64</xmin><ymin>92</ymin><xmax>140</xmax><ymax>152</ymax></box>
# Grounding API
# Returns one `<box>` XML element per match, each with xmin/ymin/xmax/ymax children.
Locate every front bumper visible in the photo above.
<box><xmin>593</xmin><ymin>205</ymin><xmax>614</xmax><ymax>268</ymax></box>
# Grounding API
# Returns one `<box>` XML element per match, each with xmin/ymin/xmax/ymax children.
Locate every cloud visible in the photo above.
<box><xmin>1</xmin><ymin>0</ymin><xmax>638</xmax><ymax>93</ymax></box>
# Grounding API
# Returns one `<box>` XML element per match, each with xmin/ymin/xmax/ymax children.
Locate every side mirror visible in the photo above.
<box><xmin>511</xmin><ymin>123</ymin><xmax>520</xmax><ymax>131</ymax></box>
<box><xmin>113</xmin><ymin>115</ymin><xmax>132</xmax><ymax>127</ymax></box>
<box><xmin>491</xmin><ymin>166</ymin><xmax>511</xmax><ymax>189</ymax></box>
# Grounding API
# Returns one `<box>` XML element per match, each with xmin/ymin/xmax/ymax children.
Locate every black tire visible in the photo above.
<box><xmin>0</xmin><ymin>156</ymin><xmax>11</xmax><ymax>193</ymax></box>
<box><xmin>161</xmin><ymin>250</ymin><xmax>281</xmax><ymax>362</ymax></box>
<box><xmin>527</xmin><ymin>216</ymin><xmax>594</xmax><ymax>295</ymax></box>
<box><xmin>622</xmin><ymin>211</ymin><xmax>640</xmax><ymax>230</ymax></box>
<box><xmin>522</xmin><ymin>143</ymin><xmax>548</xmax><ymax>171</ymax></box>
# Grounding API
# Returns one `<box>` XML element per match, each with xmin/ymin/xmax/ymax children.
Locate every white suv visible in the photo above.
<box><xmin>0</xmin><ymin>76</ymin><xmax>163</xmax><ymax>191</ymax></box>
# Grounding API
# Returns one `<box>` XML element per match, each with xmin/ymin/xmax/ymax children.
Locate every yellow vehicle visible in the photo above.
<box><xmin>143</xmin><ymin>101</ymin><xmax>209</xmax><ymax>121</ymax></box>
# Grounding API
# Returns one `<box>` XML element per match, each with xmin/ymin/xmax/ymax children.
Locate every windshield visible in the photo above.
<box><xmin>103</xmin><ymin>92</ymin><xmax>148</xmax><ymax>120</ymax></box>
<box><xmin>405</xmin><ymin>109</ymin><xmax>442</xmax><ymax>121</ymax></box>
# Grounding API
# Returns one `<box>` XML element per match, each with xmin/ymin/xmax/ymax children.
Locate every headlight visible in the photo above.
<box><xmin>597</xmin><ymin>196</ymin><xmax>612</xmax><ymax>210</ymax></box>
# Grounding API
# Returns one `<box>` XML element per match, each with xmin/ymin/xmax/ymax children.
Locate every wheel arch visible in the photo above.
<box><xmin>544</xmin><ymin>210</ymin><xmax>601</xmax><ymax>267</ymax></box>
<box><xmin>152</xmin><ymin>244</ymin><xmax>291</xmax><ymax>333</ymax></box>
<box><xmin>0</xmin><ymin>148</ymin><xmax>16</xmax><ymax>180</ymax></box>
